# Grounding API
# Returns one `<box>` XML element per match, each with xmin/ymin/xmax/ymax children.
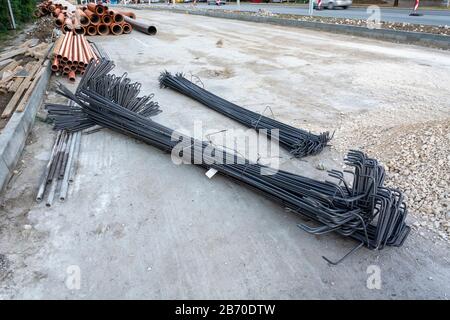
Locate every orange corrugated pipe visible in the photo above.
<box><xmin>57</xmin><ymin>32</ymin><xmax>69</xmax><ymax>59</ymax></box>
<box><xmin>72</xmin><ymin>15</ymin><xmax>81</xmax><ymax>29</ymax></box>
<box><xmin>86</xmin><ymin>3</ymin><xmax>97</xmax><ymax>13</ymax></box>
<box><xmin>87</xmin><ymin>3</ymin><xmax>105</xmax><ymax>16</ymax></box>
<box><xmin>102</xmin><ymin>15</ymin><xmax>112</xmax><ymax>26</ymax></box>
<box><xmin>122</xmin><ymin>23</ymin><xmax>132</xmax><ymax>34</ymax></box>
<box><xmin>63</xmin><ymin>17</ymin><xmax>73</xmax><ymax>33</ymax></box>
<box><xmin>84</xmin><ymin>9</ymin><xmax>100</xmax><ymax>25</ymax></box>
<box><xmin>110</xmin><ymin>10</ymin><xmax>124</xmax><ymax>23</ymax></box>
<box><xmin>73</xmin><ymin>34</ymin><xmax>79</xmax><ymax>64</ymax></box>
<box><xmin>51</xmin><ymin>57</ymin><xmax>59</xmax><ymax>72</ymax></box>
<box><xmin>74</xmin><ymin>27</ymin><xmax>85</xmax><ymax>35</ymax></box>
<box><xmin>117</xmin><ymin>11</ymin><xmax>136</xmax><ymax>19</ymax></box>
<box><xmin>97</xmin><ymin>24</ymin><xmax>109</xmax><ymax>36</ymax></box>
<box><xmin>87</xmin><ymin>25</ymin><xmax>97</xmax><ymax>36</ymax></box>
<box><xmin>76</xmin><ymin>35</ymin><xmax>85</xmax><ymax>67</ymax></box>
<box><xmin>53</xmin><ymin>35</ymin><xmax>64</xmax><ymax>56</ymax></box>
<box><xmin>62</xmin><ymin>32</ymin><xmax>73</xmax><ymax>62</ymax></box>
<box><xmin>80</xmin><ymin>35</ymin><xmax>94</xmax><ymax>62</ymax></box>
<box><xmin>97</xmin><ymin>4</ymin><xmax>108</xmax><ymax>15</ymax></box>
<box><xmin>53</xmin><ymin>7</ymin><xmax>61</xmax><ymax>18</ymax></box>
<box><xmin>77</xmin><ymin>9</ymin><xmax>90</xmax><ymax>27</ymax></box>
<box><xmin>68</xmin><ymin>71</ymin><xmax>76</xmax><ymax>82</ymax></box>
<box><xmin>110</xmin><ymin>23</ymin><xmax>123</xmax><ymax>35</ymax></box>
<box><xmin>55</xmin><ymin>12</ymin><xmax>65</xmax><ymax>27</ymax></box>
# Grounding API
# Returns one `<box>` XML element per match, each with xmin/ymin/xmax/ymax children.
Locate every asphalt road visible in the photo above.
<box><xmin>156</xmin><ymin>3</ymin><xmax>450</xmax><ymax>26</ymax></box>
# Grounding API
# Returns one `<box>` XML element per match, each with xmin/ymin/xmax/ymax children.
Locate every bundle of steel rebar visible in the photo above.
<box><xmin>159</xmin><ymin>72</ymin><xmax>331</xmax><ymax>158</ymax></box>
<box><xmin>51</xmin><ymin>33</ymin><xmax>98</xmax><ymax>82</ymax></box>
<box><xmin>46</xmin><ymin>59</ymin><xmax>161</xmax><ymax>131</ymax></box>
<box><xmin>46</xmin><ymin>60</ymin><xmax>410</xmax><ymax>262</ymax></box>
<box><xmin>36</xmin><ymin>113</ymin><xmax>82</xmax><ymax>206</ymax></box>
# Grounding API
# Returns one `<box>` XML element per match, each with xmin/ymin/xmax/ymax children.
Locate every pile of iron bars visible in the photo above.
<box><xmin>50</xmin><ymin>32</ymin><xmax>98</xmax><ymax>82</ymax></box>
<box><xmin>46</xmin><ymin>60</ymin><xmax>411</xmax><ymax>263</ymax></box>
<box><xmin>36</xmin><ymin>120</ymin><xmax>82</xmax><ymax>207</ymax></box>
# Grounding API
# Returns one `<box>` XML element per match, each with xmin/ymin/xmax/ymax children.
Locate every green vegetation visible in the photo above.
<box><xmin>0</xmin><ymin>0</ymin><xmax>37</xmax><ymax>33</ymax></box>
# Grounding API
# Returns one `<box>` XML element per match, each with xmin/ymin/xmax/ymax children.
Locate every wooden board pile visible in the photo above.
<box><xmin>50</xmin><ymin>33</ymin><xmax>98</xmax><ymax>82</ymax></box>
<box><xmin>0</xmin><ymin>40</ymin><xmax>51</xmax><ymax>119</ymax></box>
<box><xmin>37</xmin><ymin>1</ymin><xmax>135</xmax><ymax>36</ymax></box>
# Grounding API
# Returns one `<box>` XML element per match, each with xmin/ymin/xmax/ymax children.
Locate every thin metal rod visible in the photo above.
<box><xmin>36</xmin><ymin>130</ymin><xmax>62</xmax><ymax>202</ymax></box>
<box><xmin>59</xmin><ymin>131</ymin><xmax>78</xmax><ymax>201</ymax></box>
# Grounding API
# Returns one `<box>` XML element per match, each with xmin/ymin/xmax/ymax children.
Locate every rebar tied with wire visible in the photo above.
<box><xmin>46</xmin><ymin>59</ymin><xmax>162</xmax><ymax>132</ymax></box>
<box><xmin>46</xmin><ymin>59</ymin><xmax>410</xmax><ymax>264</ymax></box>
<box><xmin>159</xmin><ymin>72</ymin><xmax>331</xmax><ymax>158</ymax></box>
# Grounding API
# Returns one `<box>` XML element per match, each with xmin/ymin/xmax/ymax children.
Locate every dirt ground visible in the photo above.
<box><xmin>0</xmin><ymin>10</ymin><xmax>449</xmax><ymax>299</ymax></box>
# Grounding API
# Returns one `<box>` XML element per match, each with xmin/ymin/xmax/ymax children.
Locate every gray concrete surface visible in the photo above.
<box><xmin>0</xmin><ymin>63</ymin><xmax>51</xmax><ymax>193</ymax></box>
<box><xmin>142</xmin><ymin>3</ymin><xmax>450</xmax><ymax>26</ymax></box>
<box><xmin>0</xmin><ymin>10</ymin><xmax>449</xmax><ymax>299</ymax></box>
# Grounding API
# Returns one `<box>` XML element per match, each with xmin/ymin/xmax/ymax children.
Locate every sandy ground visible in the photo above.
<box><xmin>0</xmin><ymin>10</ymin><xmax>449</xmax><ymax>299</ymax></box>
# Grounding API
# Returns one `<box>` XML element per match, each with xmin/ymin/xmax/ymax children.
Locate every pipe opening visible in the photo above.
<box><xmin>102</xmin><ymin>15</ymin><xmax>112</xmax><ymax>25</ymax></box>
<box><xmin>87</xmin><ymin>25</ymin><xmax>97</xmax><ymax>36</ymax></box>
<box><xmin>80</xmin><ymin>16</ymin><xmax>90</xmax><ymax>26</ymax></box>
<box><xmin>74</xmin><ymin>27</ymin><xmax>84</xmax><ymax>35</ymax></box>
<box><xmin>122</xmin><ymin>24</ymin><xmax>132</xmax><ymax>34</ymax></box>
<box><xmin>90</xmin><ymin>14</ymin><xmax>100</xmax><ymax>24</ymax></box>
<box><xmin>95</xmin><ymin>6</ymin><xmax>104</xmax><ymax>15</ymax></box>
<box><xmin>113</xmin><ymin>14</ymin><xmax>124</xmax><ymax>23</ymax></box>
<box><xmin>98</xmin><ymin>24</ymin><xmax>109</xmax><ymax>36</ymax></box>
<box><xmin>111</xmin><ymin>24</ymin><xmax>123</xmax><ymax>35</ymax></box>
<box><xmin>147</xmin><ymin>26</ymin><xmax>157</xmax><ymax>35</ymax></box>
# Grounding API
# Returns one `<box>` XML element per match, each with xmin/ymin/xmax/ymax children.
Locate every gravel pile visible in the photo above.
<box><xmin>382</xmin><ymin>121</ymin><xmax>450</xmax><ymax>241</ymax></box>
<box><xmin>222</xmin><ymin>10</ymin><xmax>450</xmax><ymax>36</ymax></box>
<box><xmin>337</xmin><ymin>119</ymin><xmax>450</xmax><ymax>242</ymax></box>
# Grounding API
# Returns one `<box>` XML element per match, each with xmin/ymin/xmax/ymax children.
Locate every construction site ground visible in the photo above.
<box><xmin>0</xmin><ymin>10</ymin><xmax>449</xmax><ymax>299</ymax></box>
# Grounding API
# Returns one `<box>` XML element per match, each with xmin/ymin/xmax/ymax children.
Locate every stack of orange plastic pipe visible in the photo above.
<box><xmin>36</xmin><ymin>1</ymin><xmax>134</xmax><ymax>36</ymax></box>
<box><xmin>34</xmin><ymin>0</ymin><xmax>67</xmax><ymax>18</ymax></box>
<box><xmin>51</xmin><ymin>33</ymin><xmax>98</xmax><ymax>82</ymax></box>
<box><xmin>79</xmin><ymin>3</ymin><xmax>134</xmax><ymax>36</ymax></box>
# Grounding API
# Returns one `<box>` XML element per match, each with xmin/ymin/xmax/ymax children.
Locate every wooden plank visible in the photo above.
<box><xmin>0</xmin><ymin>48</ymin><xmax>27</xmax><ymax>62</ymax></box>
<box><xmin>0</xmin><ymin>65</ymin><xmax>24</xmax><ymax>88</ymax></box>
<box><xmin>0</xmin><ymin>59</ymin><xmax>14</xmax><ymax>71</ymax></box>
<box><xmin>20</xmin><ymin>38</ymin><xmax>39</xmax><ymax>49</ymax></box>
<box><xmin>1</xmin><ymin>60</ymin><xmax>43</xmax><ymax>119</ymax></box>
<box><xmin>0</xmin><ymin>60</ymin><xmax>19</xmax><ymax>78</ymax></box>
<box><xmin>16</xmin><ymin>67</ymin><xmax>45</xmax><ymax>112</ymax></box>
<box><xmin>8</xmin><ymin>77</ymin><xmax>25</xmax><ymax>93</ymax></box>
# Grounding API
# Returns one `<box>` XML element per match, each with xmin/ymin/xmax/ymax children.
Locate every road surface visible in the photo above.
<box><xmin>150</xmin><ymin>3</ymin><xmax>450</xmax><ymax>26</ymax></box>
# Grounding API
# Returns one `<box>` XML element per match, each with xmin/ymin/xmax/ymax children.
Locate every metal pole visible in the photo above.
<box><xmin>308</xmin><ymin>0</ymin><xmax>314</xmax><ymax>16</ymax></box>
<box><xmin>237</xmin><ymin>0</ymin><xmax>240</xmax><ymax>9</ymax></box>
<box><xmin>6</xmin><ymin>0</ymin><xmax>16</xmax><ymax>30</ymax></box>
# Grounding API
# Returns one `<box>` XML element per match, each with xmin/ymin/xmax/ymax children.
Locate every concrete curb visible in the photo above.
<box><xmin>136</xmin><ymin>7</ymin><xmax>450</xmax><ymax>50</ymax></box>
<box><xmin>0</xmin><ymin>62</ymin><xmax>51</xmax><ymax>193</ymax></box>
